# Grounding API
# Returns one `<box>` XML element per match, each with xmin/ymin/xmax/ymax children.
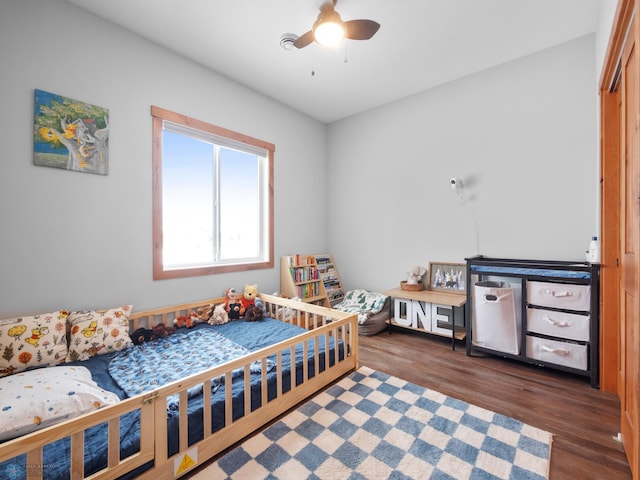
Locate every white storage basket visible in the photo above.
<box><xmin>527</xmin><ymin>307</ymin><xmax>590</xmax><ymax>342</ymax></box>
<box><xmin>527</xmin><ymin>281</ymin><xmax>590</xmax><ymax>311</ymax></box>
<box><xmin>526</xmin><ymin>335</ymin><xmax>588</xmax><ymax>370</ymax></box>
<box><xmin>472</xmin><ymin>281</ymin><xmax>521</xmax><ymax>355</ymax></box>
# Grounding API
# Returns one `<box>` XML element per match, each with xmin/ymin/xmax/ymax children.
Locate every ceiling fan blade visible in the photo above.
<box><xmin>294</xmin><ymin>30</ymin><xmax>315</xmax><ymax>49</ymax></box>
<box><xmin>344</xmin><ymin>19</ymin><xmax>380</xmax><ymax>40</ymax></box>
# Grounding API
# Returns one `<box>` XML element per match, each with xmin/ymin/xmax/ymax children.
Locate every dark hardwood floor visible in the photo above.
<box><xmin>358</xmin><ymin>327</ymin><xmax>631</xmax><ymax>480</ymax></box>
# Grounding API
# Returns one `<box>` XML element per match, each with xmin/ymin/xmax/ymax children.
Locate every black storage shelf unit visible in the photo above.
<box><xmin>465</xmin><ymin>255</ymin><xmax>600</xmax><ymax>388</ymax></box>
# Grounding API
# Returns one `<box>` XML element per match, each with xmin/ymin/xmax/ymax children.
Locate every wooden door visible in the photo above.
<box><xmin>600</xmin><ymin>84</ymin><xmax>621</xmax><ymax>394</ymax></box>
<box><xmin>620</xmin><ymin>15</ymin><xmax>640</xmax><ymax>476</ymax></box>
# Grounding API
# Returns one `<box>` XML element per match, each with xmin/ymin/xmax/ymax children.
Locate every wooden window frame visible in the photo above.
<box><xmin>151</xmin><ymin>106</ymin><xmax>274</xmax><ymax>280</ymax></box>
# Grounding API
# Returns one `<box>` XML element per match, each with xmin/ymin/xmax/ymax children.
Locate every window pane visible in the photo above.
<box><xmin>162</xmin><ymin>130</ymin><xmax>215</xmax><ymax>268</ymax></box>
<box><xmin>152</xmin><ymin>106</ymin><xmax>274</xmax><ymax>279</ymax></box>
<box><xmin>219</xmin><ymin>147</ymin><xmax>260</xmax><ymax>260</ymax></box>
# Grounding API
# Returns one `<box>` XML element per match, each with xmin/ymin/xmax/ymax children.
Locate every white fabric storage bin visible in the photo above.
<box><xmin>527</xmin><ymin>281</ymin><xmax>590</xmax><ymax>311</ymax></box>
<box><xmin>527</xmin><ymin>308</ymin><xmax>590</xmax><ymax>342</ymax></box>
<box><xmin>472</xmin><ymin>281</ymin><xmax>521</xmax><ymax>355</ymax></box>
<box><xmin>526</xmin><ymin>335</ymin><xmax>588</xmax><ymax>370</ymax></box>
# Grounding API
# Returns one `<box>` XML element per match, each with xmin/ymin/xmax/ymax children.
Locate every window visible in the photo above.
<box><xmin>151</xmin><ymin>106</ymin><xmax>274</xmax><ymax>279</ymax></box>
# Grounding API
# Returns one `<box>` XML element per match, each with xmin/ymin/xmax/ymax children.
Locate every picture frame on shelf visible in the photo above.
<box><xmin>428</xmin><ymin>262</ymin><xmax>466</xmax><ymax>294</ymax></box>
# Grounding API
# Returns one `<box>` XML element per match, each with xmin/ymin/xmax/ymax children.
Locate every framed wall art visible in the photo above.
<box><xmin>34</xmin><ymin>89</ymin><xmax>109</xmax><ymax>175</ymax></box>
<box><xmin>428</xmin><ymin>262</ymin><xmax>466</xmax><ymax>294</ymax></box>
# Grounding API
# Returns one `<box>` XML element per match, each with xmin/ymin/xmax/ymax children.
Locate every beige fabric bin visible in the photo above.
<box><xmin>472</xmin><ymin>281</ymin><xmax>521</xmax><ymax>355</ymax></box>
<box><xmin>527</xmin><ymin>308</ymin><xmax>590</xmax><ymax>342</ymax></box>
<box><xmin>526</xmin><ymin>335</ymin><xmax>588</xmax><ymax>371</ymax></box>
<box><xmin>527</xmin><ymin>281</ymin><xmax>590</xmax><ymax>311</ymax></box>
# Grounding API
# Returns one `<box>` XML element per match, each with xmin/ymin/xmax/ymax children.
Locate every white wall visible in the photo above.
<box><xmin>328</xmin><ymin>35</ymin><xmax>598</xmax><ymax>292</ymax></box>
<box><xmin>591</xmin><ymin>0</ymin><xmax>619</xmax><ymax>232</ymax></box>
<box><xmin>0</xmin><ymin>0</ymin><xmax>328</xmax><ymax>315</ymax></box>
<box><xmin>596</xmin><ymin>0</ymin><xmax>620</xmax><ymax>80</ymax></box>
<box><xmin>0</xmin><ymin>0</ymin><xmax>603</xmax><ymax>315</ymax></box>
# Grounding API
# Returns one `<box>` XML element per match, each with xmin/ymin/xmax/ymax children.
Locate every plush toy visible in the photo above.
<box><xmin>224</xmin><ymin>288</ymin><xmax>242</xmax><ymax>320</ymax></box>
<box><xmin>254</xmin><ymin>297</ymin><xmax>266</xmax><ymax>314</ymax></box>
<box><xmin>152</xmin><ymin>323</ymin><xmax>174</xmax><ymax>338</ymax></box>
<box><xmin>244</xmin><ymin>304</ymin><xmax>264</xmax><ymax>322</ymax></box>
<box><xmin>174</xmin><ymin>314</ymin><xmax>196</xmax><ymax>329</ymax></box>
<box><xmin>192</xmin><ymin>303</ymin><xmax>216</xmax><ymax>322</ymax></box>
<box><xmin>131</xmin><ymin>327</ymin><xmax>155</xmax><ymax>345</ymax></box>
<box><xmin>240</xmin><ymin>284</ymin><xmax>258</xmax><ymax>316</ymax></box>
<box><xmin>132</xmin><ymin>324</ymin><xmax>175</xmax><ymax>345</ymax></box>
<box><xmin>209</xmin><ymin>304</ymin><xmax>230</xmax><ymax>325</ymax></box>
<box><xmin>407</xmin><ymin>266</ymin><xmax>427</xmax><ymax>285</ymax></box>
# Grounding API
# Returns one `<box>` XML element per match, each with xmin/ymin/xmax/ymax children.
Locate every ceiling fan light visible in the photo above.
<box><xmin>314</xmin><ymin>21</ymin><xmax>344</xmax><ymax>47</ymax></box>
<box><xmin>312</xmin><ymin>9</ymin><xmax>345</xmax><ymax>48</ymax></box>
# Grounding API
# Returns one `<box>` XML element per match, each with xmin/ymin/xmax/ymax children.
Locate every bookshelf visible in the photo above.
<box><xmin>314</xmin><ymin>254</ymin><xmax>345</xmax><ymax>307</ymax></box>
<box><xmin>280</xmin><ymin>255</ymin><xmax>330</xmax><ymax>307</ymax></box>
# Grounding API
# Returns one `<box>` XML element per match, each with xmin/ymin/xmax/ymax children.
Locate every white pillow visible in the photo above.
<box><xmin>0</xmin><ymin>366</ymin><xmax>120</xmax><ymax>441</ymax></box>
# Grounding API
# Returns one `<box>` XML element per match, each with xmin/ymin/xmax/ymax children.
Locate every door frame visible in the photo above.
<box><xmin>598</xmin><ymin>0</ymin><xmax>632</xmax><ymax>393</ymax></box>
<box><xmin>599</xmin><ymin>0</ymin><xmax>639</xmax><ymax>476</ymax></box>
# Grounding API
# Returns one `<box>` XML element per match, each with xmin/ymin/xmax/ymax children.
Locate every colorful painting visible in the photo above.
<box><xmin>34</xmin><ymin>89</ymin><xmax>109</xmax><ymax>175</ymax></box>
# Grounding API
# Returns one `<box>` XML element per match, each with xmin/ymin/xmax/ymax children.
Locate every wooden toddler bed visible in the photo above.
<box><xmin>0</xmin><ymin>293</ymin><xmax>358</xmax><ymax>479</ymax></box>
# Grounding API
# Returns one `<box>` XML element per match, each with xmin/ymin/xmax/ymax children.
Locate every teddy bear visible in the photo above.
<box><xmin>254</xmin><ymin>297</ymin><xmax>266</xmax><ymax>315</ymax></box>
<box><xmin>208</xmin><ymin>304</ymin><xmax>230</xmax><ymax>325</ymax></box>
<box><xmin>224</xmin><ymin>287</ymin><xmax>243</xmax><ymax>320</ymax></box>
<box><xmin>244</xmin><ymin>304</ymin><xmax>263</xmax><ymax>322</ymax></box>
<box><xmin>131</xmin><ymin>327</ymin><xmax>155</xmax><ymax>345</ymax></box>
<box><xmin>132</xmin><ymin>324</ymin><xmax>175</xmax><ymax>345</ymax></box>
<box><xmin>240</xmin><ymin>284</ymin><xmax>258</xmax><ymax>316</ymax></box>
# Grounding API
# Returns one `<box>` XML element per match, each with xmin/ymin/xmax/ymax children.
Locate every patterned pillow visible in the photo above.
<box><xmin>0</xmin><ymin>310</ymin><xmax>69</xmax><ymax>378</ymax></box>
<box><xmin>66</xmin><ymin>305</ymin><xmax>134</xmax><ymax>362</ymax></box>
<box><xmin>0</xmin><ymin>366</ymin><xmax>120</xmax><ymax>441</ymax></box>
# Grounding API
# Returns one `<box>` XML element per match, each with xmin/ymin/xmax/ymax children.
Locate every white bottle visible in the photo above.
<box><xmin>588</xmin><ymin>236</ymin><xmax>600</xmax><ymax>263</ymax></box>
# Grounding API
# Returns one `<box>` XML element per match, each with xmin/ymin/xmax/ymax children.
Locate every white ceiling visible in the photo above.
<box><xmin>66</xmin><ymin>0</ymin><xmax>603</xmax><ymax>123</ymax></box>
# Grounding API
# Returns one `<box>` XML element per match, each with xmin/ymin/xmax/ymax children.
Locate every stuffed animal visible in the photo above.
<box><xmin>244</xmin><ymin>304</ymin><xmax>264</xmax><ymax>322</ymax></box>
<box><xmin>240</xmin><ymin>284</ymin><xmax>258</xmax><ymax>316</ymax></box>
<box><xmin>224</xmin><ymin>288</ymin><xmax>242</xmax><ymax>320</ymax></box>
<box><xmin>192</xmin><ymin>303</ymin><xmax>216</xmax><ymax>322</ymax></box>
<box><xmin>131</xmin><ymin>327</ymin><xmax>155</xmax><ymax>345</ymax></box>
<box><xmin>152</xmin><ymin>323</ymin><xmax>174</xmax><ymax>338</ymax></box>
<box><xmin>174</xmin><ymin>314</ymin><xmax>196</xmax><ymax>329</ymax></box>
<box><xmin>209</xmin><ymin>304</ymin><xmax>230</xmax><ymax>325</ymax></box>
<box><xmin>132</xmin><ymin>324</ymin><xmax>175</xmax><ymax>345</ymax></box>
<box><xmin>254</xmin><ymin>297</ymin><xmax>266</xmax><ymax>314</ymax></box>
<box><xmin>407</xmin><ymin>266</ymin><xmax>427</xmax><ymax>285</ymax></box>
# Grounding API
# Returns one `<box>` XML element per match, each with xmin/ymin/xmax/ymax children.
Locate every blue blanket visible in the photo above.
<box><xmin>108</xmin><ymin>329</ymin><xmax>274</xmax><ymax>401</ymax></box>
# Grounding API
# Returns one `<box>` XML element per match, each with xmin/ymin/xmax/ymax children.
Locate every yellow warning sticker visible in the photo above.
<box><xmin>174</xmin><ymin>447</ymin><xmax>198</xmax><ymax>476</ymax></box>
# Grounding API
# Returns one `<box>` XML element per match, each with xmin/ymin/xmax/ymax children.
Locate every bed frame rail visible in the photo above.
<box><xmin>0</xmin><ymin>393</ymin><xmax>156</xmax><ymax>479</ymax></box>
<box><xmin>0</xmin><ymin>293</ymin><xmax>358</xmax><ymax>480</ymax></box>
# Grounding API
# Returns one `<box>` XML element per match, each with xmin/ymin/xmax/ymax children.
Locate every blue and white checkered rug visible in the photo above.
<box><xmin>204</xmin><ymin>366</ymin><xmax>552</xmax><ymax>479</ymax></box>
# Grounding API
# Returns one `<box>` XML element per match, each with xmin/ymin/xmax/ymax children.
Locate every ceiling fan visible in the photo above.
<box><xmin>293</xmin><ymin>0</ymin><xmax>380</xmax><ymax>49</ymax></box>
